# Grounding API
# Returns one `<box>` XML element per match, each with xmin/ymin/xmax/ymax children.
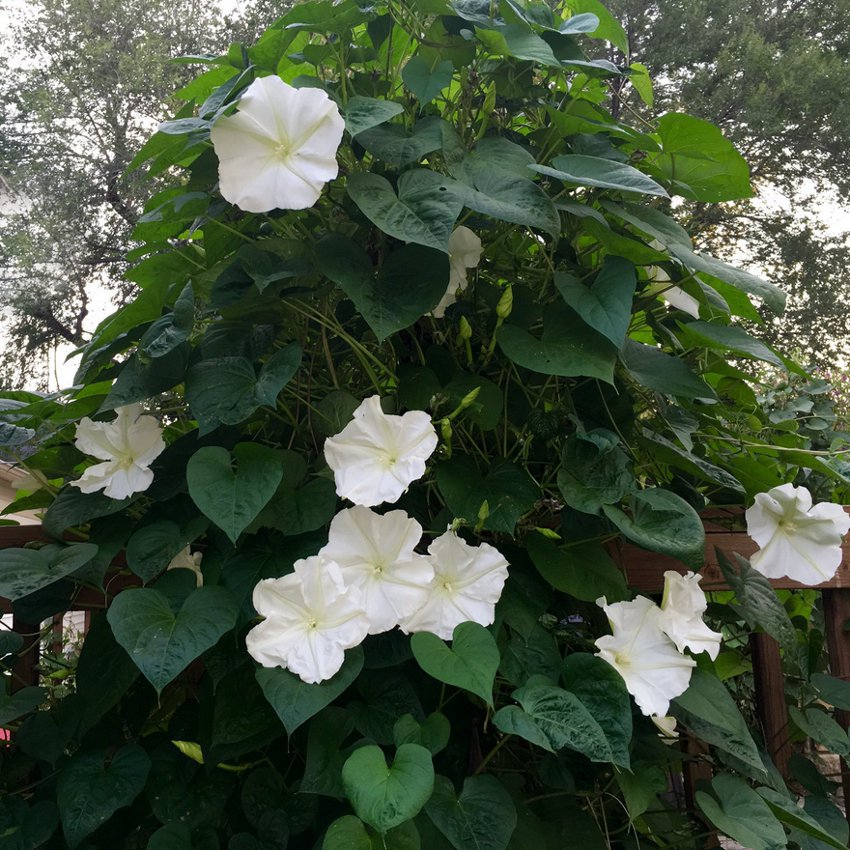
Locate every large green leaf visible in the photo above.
<box><xmin>341</xmin><ymin>744</ymin><xmax>435</xmax><ymax>833</ymax></box>
<box><xmin>532</xmin><ymin>155</ymin><xmax>668</xmax><ymax>197</ymax></box>
<box><xmin>0</xmin><ymin>798</ymin><xmax>58</xmax><ymax>850</ymax></box>
<box><xmin>619</xmin><ymin>339</ymin><xmax>716</xmax><ymax>400</ymax></box>
<box><xmin>410</xmin><ymin>623</ymin><xmax>499</xmax><ymax>707</ymax></box>
<box><xmin>42</xmin><ymin>486</ymin><xmax>135</xmax><ymax>538</ymax></box>
<box><xmin>316</xmin><ymin>234</ymin><xmax>450</xmax><ymax>341</ymax></box>
<box><xmin>323</xmin><ymin>816</ymin><xmax>420</xmax><ymax>850</ymax></box>
<box><xmin>653</xmin><ymin>113</ymin><xmax>753</xmax><ymax>202</ymax></box>
<box><xmin>758</xmin><ymin>788</ymin><xmax>848</xmax><ymax>850</ymax></box>
<box><xmin>555</xmin><ymin>257</ymin><xmax>636</xmax><ymax>349</ymax></box>
<box><xmin>356</xmin><ymin>117</ymin><xmax>448</xmax><ymax>169</ymax></box>
<box><xmin>107</xmin><ymin>586</ymin><xmax>238</xmax><ymax>694</ymax></box>
<box><xmin>125</xmin><ymin>519</ymin><xmax>204</xmax><ymax>582</ymax></box>
<box><xmin>0</xmin><ymin>686</ymin><xmax>46</xmax><ymax>726</ymax></box>
<box><xmin>498</xmin><ymin>302</ymin><xmax>616</xmax><ymax>382</ymax></box>
<box><xmin>811</xmin><ymin>672</ymin><xmax>850</xmax><ymax>711</ymax></box>
<box><xmin>0</xmin><ymin>543</ymin><xmax>97</xmax><ymax>600</ymax></box>
<box><xmin>789</xmin><ymin>706</ymin><xmax>850</xmax><ymax>756</ymax></box>
<box><xmin>563</xmin><ymin>0</ymin><xmax>627</xmax><ymax>51</ymax></box>
<box><xmin>602</xmin><ymin>488</ymin><xmax>705</xmax><ymax>569</ymax></box>
<box><xmin>678</xmin><ymin>320</ymin><xmax>783</xmax><ymax>367</ymax></box>
<box><xmin>435</xmin><ymin>455</ymin><xmax>540</xmax><ymax>535</ymax></box>
<box><xmin>186</xmin><ymin>444</ymin><xmax>284</xmax><ymax>543</ymax></box>
<box><xmin>402</xmin><ymin>55</ymin><xmax>453</xmax><ymax>104</ymax></box>
<box><xmin>345</xmin><ymin>96</ymin><xmax>405</xmax><ymax>136</ymax></box>
<box><xmin>695</xmin><ymin>774</ymin><xmax>785</xmax><ymax>850</ymax></box>
<box><xmin>347</xmin><ymin>169</ymin><xmax>463</xmax><ymax>253</ymax></box>
<box><xmin>425</xmin><ymin>774</ymin><xmax>517</xmax><ymax>850</ymax></box>
<box><xmin>671</xmin><ymin>669</ymin><xmax>765</xmax><ymax>774</ymax></box>
<box><xmin>256</xmin><ymin>646</ymin><xmax>364</xmax><ymax>735</ymax></box>
<box><xmin>557</xmin><ymin>428</ymin><xmax>633</xmax><ymax>514</ymax></box>
<box><xmin>57</xmin><ymin>745</ymin><xmax>151</xmax><ymax>848</ymax></box>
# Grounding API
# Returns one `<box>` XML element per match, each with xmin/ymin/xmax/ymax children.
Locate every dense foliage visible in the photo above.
<box><xmin>2</xmin><ymin>1</ymin><xmax>850</xmax><ymax>848</ymax></box>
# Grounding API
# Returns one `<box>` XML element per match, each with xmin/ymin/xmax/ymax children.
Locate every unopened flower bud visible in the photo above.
<box><xmin>496</xmin><ymin>285</ymin><xmax>513</xmax><ymax>320</ymax></box>
<box><xmin>458</xmin><ymin>315</ymin><xmax>473</xmax><ymax>340</ymax></box>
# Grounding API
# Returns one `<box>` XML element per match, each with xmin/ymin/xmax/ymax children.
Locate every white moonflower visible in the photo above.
<box><xmin>246</xmin><ymin>555</ymin><xmax>370</xmax><ymax>684</ymax></box>
<box><xmin>166</xmin><ymin>546</ymin><xmax>204</xmax><ymax>587</ymax></box>
<box><xmin>658</xmin><ymin>570</ymin><xmax>722</xmax><ymax>660</ymax></box>
<box><xmin>651</xmin><ymin>714</ymin><xmax>679</xmax><ymax>742</ymax></box>
<box><xmin>746</xmin><ymin>483</ymin><xmax>850</xmax><ymax>585</ymax></box>
<box><xmin>595</xmin><ymin>596</ymin><xmax>696</xmax><ymax>717</ymax></box>
<box><xmin>432</xmin><ymin>226</ymin><xmax>483</xmax><ymax>318</ymax></box>
<box><xmin>646</xmin><ymin>265</ymin><xmax>700</xmax><ymax>318</ymax></box>
<box><xmin>319</xmin><ymin>506</ymin><xmax>434</xmax><ymax>634</ymax></box>
<box><xmin>323</xmin><ymin>395</ymin><xmax>438</xmax><ymax>507</ymax></box>
<box><xmin>73</xmin><ymin>404</ymin><xmax>165</xmax><ymax>500</ymax></box>
<box><xmin>399</xmin><ymin>530</ymin><xmax>509</xmax><ymax>640</ymax></box>
<box><xmin>210</xmin><ymin>75</ymin><xmax>345</xmax><ymax>214</ymax></box>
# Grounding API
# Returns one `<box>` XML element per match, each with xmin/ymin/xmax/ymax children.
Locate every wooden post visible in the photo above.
<box><xmin>822</xmin><ymin>588</ymin><xmax>850</xmax><ymax>827</ymax></box>
<box><xmin>750</xmin><ymin>632</ymin><xmax>792</xmax><ymax>778</ymax></box>
<box><xmin>10</xmin><ymin>616</ymin><xmax>40</xmax><ymax>692</ymax></box>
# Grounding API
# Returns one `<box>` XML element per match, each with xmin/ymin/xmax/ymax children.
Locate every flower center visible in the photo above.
<box><xmin>306</xmin><ymin>617</ymin><xmax>318</xmax><ymax>630</ymax></box>
<box><xmin>273</xmin><ymin>142</ymin><xmax>292</xmax><ymax>161</ymax></box>
<box><xmin>372</xmin><ymin>562</ymin><xmax>384</xmax><ymax>575</ymax></box>
<box><xmin>614</xmin><ymin>652</ymin><xmax>631</xmax><ymax>668</ymax></box>
<box><xmin>442</xmin><ymin>580</ymin><xmax>454</xmax><ymax>593</ymax></box>
<box><xmin>778</xmin><ymin>518</ymin><xmax>798</xmax><ymax>534</ymax></box>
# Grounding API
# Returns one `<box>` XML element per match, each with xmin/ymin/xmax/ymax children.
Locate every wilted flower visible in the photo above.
<box><xmin>319</xmin><ymin>506</ymin><xmax>434</xmax><ymax>634</ymax></box>
<box><xmin>210</xmin><ymin>75</ymin><xmax>345</xmax><ymax>214</ymax></box>
<box><xmin>746</xmin><ymin>483</ymin><xmax>850</xmax><ymax>584</ymax></box>
<box><xmin>646</xmin><ymin>266</ymin><xmax>700</xmax><ymax>318</ymax></box>
<box><xmin>595</xmin><ymin>596</ymin><xmax>696</xmax><ymax>717</ymax></box>
<box><xmin>658</xmin><ymin>570</ymin><xmax>722</xmax><ymax>659</ymax></box>
<box><xmin>399</xmin><ymin>530</ymin><xmax>509</xmax><ymax>639</ymax></box>
<box><xmin>246</xmin><ymin>555</ymin><xmax>370</xmax><ymax>684</ymax></box>
<box><xmin>433</xmin><ymin>226</ymin><xmax>483</xmax><ymax>318</ymax></box>
<box><xmin>323</xmin><ymin>395</ymin><xmax>438</xmax><ymax>507</ymax></box>
<box><xmin>73</xmin><ymin>404</ymin><xmax>165</xmax><ymax>500</ymax></box>
<box><xmin>651</xmin><ymin>714</ymin><xmax>679</xmax><ymax>742</ymax></box>
<box><xmin>166</xmin><ymin>546</ymin><xmax>204</xmax><ymax>587</ymax></box>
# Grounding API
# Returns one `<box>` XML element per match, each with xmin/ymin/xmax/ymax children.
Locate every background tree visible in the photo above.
<box><xmin>0</xmin><ymin>0</ymin><xmax>279</xmax><ymax>388</ymax></box>
<box><xmin>607</xmin><ymin>0</ymin><xmax>850</xmax><ymax>364</ymax></box>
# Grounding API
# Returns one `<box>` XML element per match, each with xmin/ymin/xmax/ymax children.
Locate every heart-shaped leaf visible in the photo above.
<box><xmin>411</xmin><ymin>623</ymin><xmax>499</xmax><ymax>707</ymax></box>
<box><xmin>0</xmin><ymin>686</ymin><xmax>46</xmax><ymax>725</ymax></box>
<box><xmin>187</xmin><ymin>443</ymin><xmax>284</xmax><ymax>543</ymax></box>
<box><xmin>316</xmin><ymin>234</ymin><xmax>450</xmax><ymax>342</ymax></box>
<box><xmin>425</xmin><ymin>774</ymin><xmax>517</xmax><ymax>850</ymax></box>
<box><xmin>345</xmin><ymin>96</ymin><xmax>404</xmax><ymax>136</ymax></box>
<box><xmin>0</xmin><ymin>543</ymin><xmax>98</xmax><ymax>600</ymax></box>
<box><xmin>57</xmin><ymin>744</ymin><xmax>151</xmax><ymax>848</ymax></box>
<box><xmin>355</xmin><ymin>118</ymin><xmax>449</xmax><ymax>171</ymax></box>
<box><xmin>402</xmin><ymin>55</ymin><xmax>453</xmax><ymax>105</ymax></box>
<box><xmin>341</xmin><ymin>743</ymin><xmax>434</xmax><ymax>833</ymax></box>
<box><xmin>256</xmin><ymin>646</ymin><xmax>364</xmax><ymax>735</ymax></box>
<box><xmin>531</xmin><ymin>154</ymin><xmax>669</xmax><ymax>197</ymax></box>
<box><xmin>346</xmin><ymin>169</ymin><xmax>463</xmax><ymax>252</ymax></box>
<box><xmin>107</xmin><ymin>586</ymin><xmax>239</xmax><ymax>694</ymax></box>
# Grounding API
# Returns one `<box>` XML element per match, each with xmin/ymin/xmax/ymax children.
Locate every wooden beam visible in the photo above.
<box><xmin>750</xmin><ymin>633</ymin><xmax>791</xmax><ymax>778</ymax></box>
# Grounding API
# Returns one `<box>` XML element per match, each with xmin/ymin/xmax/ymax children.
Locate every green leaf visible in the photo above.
<box><xmin>557</xmin><ymin>428</ymin><xmax>633</xmax><ymax>514</ymax></box>
<box><xmin>103</xmin><ymin>344</ymin><xmax>189</xmax><ymax>410</ymax></box>
<box><xmin>323</xmin><ymin>816</ymin><xmax>372</xmax><ymax>850</ymax></box>
<box><xmin>0</xmin><ymin>686</ymin><xmax>46</xmax><ymax>725</ymax></box>
<box><xmin>527</xmin><ymin>536</ymin><xmax>628</xmax><ymax>602</ymax></box>
<box><xmin>107</xmin><ymin>586</ymin><xmax>238</xmax><ymax>694</ymax></box>
<box><xmin>671</xmin><ymin>669</ymin><xmax>765</xmax><ymax>774</ymax></box>
<box><xmin>555</xmin><ymin>257</ymin><xmax>636</xmax><ymax>349</ymax></box>
<box><xmin>498</xmin><ymin>302</ymin><xmax>616</xmax><ymax>382</ymax></box>
<box><xmin>620</xmin><ymin>339</ymin><xmax>716</xmax><ymax>400</ymax></box>
<box><xmin>615</xmin><ymin>763</ymin><xmax>667</xmax><ymax>821</ymax></box>
<box><xmin>256</xmin><ymin>646</ymin><xmax>364</xmax><ymax>735</ymax></box>
<box><xmin>602</xmin><ymin>488</ymin><xmax>705</xmax><ymax>570</ymax></box>
<box><xmin>254</xmin><ymin>343</ymin><xmax>303</xmax><ymax>406</ymax></box>
<box><xmin>695</xmin><ymin>774</ymin><xmax>785</xmax><ymax>850</ymax></box>
<box><xmin>491</xmin><ymin>705</ymin><xmax>554</xmax><ymax>752</ymax></box>
<box><xmin>532</xmin><ymin>155</ymin><xmax>668</xmax><ymax>197</ymax></box>
<box><xmin>563</xmin><ymin>0</ymin><xmax>627</xmax><ymax>51</ymax></box>
<box><xmin>811</xmin><ymin>672</ymin><xmax>850</xmax><ymax>711</ymax></box>
<box><xmin>653</xmin><ymin>113</ymin><xmax>753</xmax><ymax>202</ymax></box>
<box><xmin>42</xmin><ymin>486</ymin><xmax>135</xmax><ymax>538</ymax></box>
<box><xmin>435</xmin><ymin>455</ymin><xmax>540</xmax><ymax>535</ymax></box>
<box><xmin>562</xmin><ymin>654</ymin><xmax>632</xmax><ymax>769</ymax></box>
<box><xmin>0</xmin><ymin>799</ymin><xmax>58</xmax><ymax>850</ymax></box>
<box><xmin>678</xmin><ymin>320</ymin><xmax>783</xmax><ymax>367</ymax></box>
<box><xmin>57</xmin><ymin>744</ymin><xmax>151</xmax><ymax>848</ymax></box>
<box><xmin>789</xmin><ymin>706</ymin><xmax>850</xmax><ymax>756</ymax></box>
<box><xmin>758</xmin><ymin>788</ymin><xmax>849</xmax><ymax>850</ymax></box>
<box><xmin>125</xmin><ymin>521</ymin><xmax>185</xmax><ymax>582</ymax></box>
<box><xmin>355</xmin><ymin>118</ymin><xmax>448</xmax><ymax>170</ymax></box>
<box><xmin>345</xmin><ymin>96</ymin><xmax>405</xmax><ymax>136</ymax></box>
<box><xmin>510</xmin><ymin>682</ymin><xmax>621</xmax><ymax>764</ymax></box>
<box><xmin>628</xmin><ymin>62</ymin><xmax>653</xmax><ymax>106</ymax></box>
<box><xmin>0</xmin><ymin>543</ymin><xmax>98</xmax><ymax>600</ymax></box>
<box><xmin>410</xmin><ymin>623</ymin><xmax>500</xmax><ymax>707</ymax></box>
<box><xmin>716</xmin><ymin>551</ymin><xmax>795</xmax><ymax>649</ymax></box>
<box><xmin>402</xmin><ymin>55</ymin><xmax>453</xmax><ymax>104</ymax></box>
<box><xmin>347</xmin><ymin>170</ymin><xmax>463</xmax><ymax>253</ymax></box>
<box><xmin>187</xmin><ymin>444</ymin><xmax>284</xmax><ymax>543</ymax></box>
<box><xmin>393</xmin><ymin>712</ymin><xmax>451</xmax><ymax>756</ymax></box>
<box><xmin>425</xmin><ymin>774</ymin><xmax>517</xmax><ymax>850</ymax></box>
<box><xmin>139</xmin><ymin>282</ymin><xmax>194</xmax><ymax>358</ymax></box>
<box><xmin>316</xmin><ymin>234</ymin><xmax>450</xmax><ymax>341</ymax></box>
<box><xmin>341</xmin><ymin>743</ymin><xmax>435</xmax><ymax>833</ymax></box>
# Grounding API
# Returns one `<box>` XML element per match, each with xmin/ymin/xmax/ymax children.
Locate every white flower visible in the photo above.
<box><xmin>595</xmin><ymin>596</ymin><xmax>696</xmax><ymax>717</ymax></box>
<box><xmin>166</xmin><ymin>546</ymin><xmax>204</xmax><ymax>587</ymax></box>
<box><xmin>433</xmin><ymin>226</ymin><xmax>483</xmax><ymax>318</ymax></box>
<box><xmin>646</xmin><ymin>266</ymin><xmax>700</xmax><ymax>318</ymax></box>
<box><xmin>658</xmin><ymin>570</ymin><xmax>722</xmax><ymax>660</ymax></box>
<box><xmin>319</xmin><ymin>506</ymin><xmax>434</xmax><ymax>634</ymax></box>
<box><xmin>246</xmin><ymin>555</ymin><xmax>370</xmax><ymax>684</ymax></box>
<box><xmin>746</xmin><ymin>483</ymin><xmax>850</xmax><ymax>584</ymax></box>
<box><xmin>323</xmin><ymin>395</ymin><xmax>438</xmax><ymax>507</ymax></box>
<box><xmin>651</xmin><ymin>714</ymin><xmax>679</xmax><ymax>743</ymax></box>
<box><xmin>399</xmin><ymin>530</ymin><xmax>509</xmax><ymax>640</ymax></box>
<box><xmin>210</xmin><ymin>75</ymin><xmax>345</xmax><ymax>214</ymax></box>
<box><xmin>72</xmin><ymin>404</ymin><xmax>165</xmax><ymax>500</ymax></box>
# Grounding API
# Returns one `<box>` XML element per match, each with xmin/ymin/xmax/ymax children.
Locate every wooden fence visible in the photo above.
<box><xmin>3</xmin><ymin>517</ymin><xmax>850</xmax><ymax>828</ymax></box>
